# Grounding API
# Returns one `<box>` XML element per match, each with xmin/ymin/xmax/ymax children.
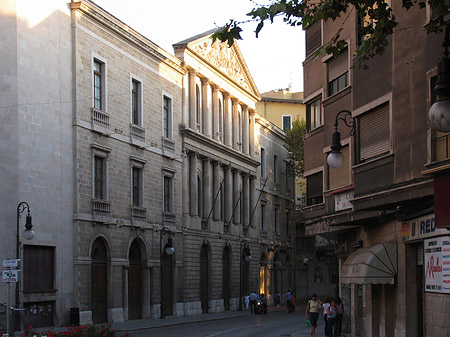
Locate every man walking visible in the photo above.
<box><xmin>285</xmin><ymin>289</ymin><xmax>291</xmax><ymax>312</ymax></box>
<box><xmin>249</xmin><ymin>290</ymin><xmax>258</xmax><ymax>314</ymax></box>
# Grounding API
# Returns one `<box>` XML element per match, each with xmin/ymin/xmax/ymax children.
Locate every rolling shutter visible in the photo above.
<box><xmin>359</xmin><ymin>103</ymin><xmax>390</xmax><ymax>162</ymax></box>
<box><xmin>306</xmin><ymin>23</ymin><xmax>322</xmax><ymax>56</ymax></box>
<box><xmin>328</xmin><ymin>49</ymin><xmax>348</xmax><ymax>81</ymax></box>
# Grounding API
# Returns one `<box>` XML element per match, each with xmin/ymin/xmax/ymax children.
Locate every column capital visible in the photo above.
<box><xmin>211</xmin><ymin>83</ymin><xmax>220</xmax><ymax>91</ymax></box>
<box><xmin>188</xmin><ymin>68</ymin><xmax>198</xmax><ymax>76</ymax></box>
<box><xmin>222</xmin><ymin>92</ymin><xmax>230</xmax><ymax>99</ymax></box>
<box><xmin>231</xmin><ymin>97</ymin><xmax>239</xmax><ymax>104</ymax></box>
<box><xmin>201</xmin><ymin>77</ymin><xmax>211</xmax><ymax>85</ymax></box>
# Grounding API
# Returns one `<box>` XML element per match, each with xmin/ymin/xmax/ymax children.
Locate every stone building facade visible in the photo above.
<box><xmin>0</xmin><ymin>0</ymin><xmax>295</xmax><ymax>329</ymax></box>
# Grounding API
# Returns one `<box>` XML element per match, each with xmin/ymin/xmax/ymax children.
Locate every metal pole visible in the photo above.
<box><xmin>7</xmin><ymin>282</ymin><xmax>10</xmax><ymax>336</ymax></box>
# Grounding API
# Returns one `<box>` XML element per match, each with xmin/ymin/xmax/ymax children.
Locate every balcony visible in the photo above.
<box><xmin>91</xmin><ymin>108</ymin><xmax>110</xmax><ymax>135</ymax></box>
<box><xmin>130</xmin><ymin>123</ymin><xmax>146</xmax><ymax>148</ymax></box>
<box><xmin>131</xmin><ymin>206</ymin><xmax>147</xmax><ymax>223</ymax></box>
<box><xmin>92</xmin><ymin>199</ymin><xmax>111</xmax><ymax>218</ymax></box>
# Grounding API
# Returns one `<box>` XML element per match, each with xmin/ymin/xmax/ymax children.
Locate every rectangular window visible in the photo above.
<box><xmin>328</xmin><ymin>49</ymin><xmax>349</xmax><ymax>96</ymax></box>
<box><xmin>358</xmin><ymin>103</ymin><xmax>390</xmax><ymax>163</ymax></box>
<box><xmin>94</xmin><ymin>156</ymin><xmax>105</xmax><ymax>199</ymax></box>
<box><xmin>164</xmin><ymin>175</ymin><xmax>173</xmax><ymax>213</ymax></box>
<box><xmin>163</xmin><ymin>95</ymin><xmax>172</xmax><ymax>139</ymax></box>
<box><xmin>273</xmin><ymin>154</ymin><xmax>278</xmax><ymax>183</ymax></box>
<box><xmin>93</xmin><ymin>59</ymin><xmax>104</xmax><ymax>110</ymax></box>
<box><xmin>261</xmin><ymin>203</ymin><xmax>266</xmax><ymax>231</ymax></box>
<box><xmin>23</xmin><ymin>245</ymin><xmax>55</xmax><ymax>292</ymax></box>
<box><xmin>306</xmin><ymin>172</ymin><xmax>323</xmax><ymax>206</ymax></box>
<box><xmin>306</xmin><ymin>22</ymin><xmax>322</xmax><ymax>56</ymax></box>
<box><xmin>261</xmin><ymin>148</ymin><xmax>266</xmax><ymax>178</ymax></box>
<box><xmin>131</xmin><ymin>79</ymin><xmax>141</xmax><ymax>125</ymax></box>
<box><xmin>307</xmin><ymin>97</ymin><xmax>323</xmax><ymax>131</ymax></box>
<box><xmin>329</xmin><ymin>145</ymin><xmax>350</xmax><ymax>189</ymax></box>
<box><xmin>132</xmin><ymin>167</ymin><xmax>141</xmax><ymax>206</ymax></box>
<box><xmin>282</xmin><ymin>115</ymin><xmax>292</xmax><ymax>132</ymax></box>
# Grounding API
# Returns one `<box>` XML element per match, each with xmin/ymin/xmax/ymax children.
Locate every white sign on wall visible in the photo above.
<box><xmin>334</xmin><ymin>191</ymin><xmax>354</xmax><ymax>211</ymax></box>
<box><xmin>2</xmin><ymin>270</ymin><xmax>20</xmax><ymax>283</ymax></box>
<box><xmin>424</xmin><ymin>236</ymin><xmax>450</xmax><ymax>293</ymax></box>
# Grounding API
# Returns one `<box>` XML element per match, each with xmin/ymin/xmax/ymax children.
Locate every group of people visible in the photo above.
<box><xmin>244</xmin><ymin>290</ymin><xmax>267</xmax><ymax>314</ymax></box>
<box><xmin>305</xmin><ymin>293</ymin><xmax>344</xmax><ymax>337</ymax></box>
<box><xmin>284</xmin><ymin>290</ymin><xmax>296</xmax><ymax>313</ymax></box>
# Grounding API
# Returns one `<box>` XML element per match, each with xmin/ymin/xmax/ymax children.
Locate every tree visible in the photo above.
<box><xmin>285</xmin><ymin>118</ymin><xmax>306</xmax><ymax>180</ymax></box>
<box><xmin>212</xmin><ymin>0</ymin><xmax>450</xmax><ymax>67</ymax></box>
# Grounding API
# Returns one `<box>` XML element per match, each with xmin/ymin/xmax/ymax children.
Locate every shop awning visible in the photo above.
<box><xmin>340</xmin><ymin>241</ymin><xmax>397</xmax><ymax>285</ymax></box>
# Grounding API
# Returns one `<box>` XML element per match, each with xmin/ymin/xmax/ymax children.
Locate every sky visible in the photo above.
<box><xmin>93</xmin><ymin>0</ymin><xmax>305</xmax><ymax>94</ymax></box>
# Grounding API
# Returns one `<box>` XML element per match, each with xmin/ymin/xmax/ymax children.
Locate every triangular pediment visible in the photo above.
<box><xmin>175</xmin><ymin>30</ymin><xmax>260</xmax><ymax>98</ymax></box>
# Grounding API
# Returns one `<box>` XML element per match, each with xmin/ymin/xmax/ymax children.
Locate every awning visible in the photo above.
<box><xmin>340</xmin><ymin>241</ymin><xmax>397</xmax><ymax>285</ymax></box>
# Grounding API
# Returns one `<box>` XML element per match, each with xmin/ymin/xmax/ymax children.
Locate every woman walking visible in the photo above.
<box><xmin>306</xmin><ymin>293</ymin><xmax>322</xmax><ymax>337</ymax></box>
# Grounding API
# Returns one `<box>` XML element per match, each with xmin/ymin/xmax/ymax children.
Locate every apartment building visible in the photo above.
<box><xmin>303</xmin><ymin>3</ymin><xmax>449</xmax><ymax>337</ymax></box>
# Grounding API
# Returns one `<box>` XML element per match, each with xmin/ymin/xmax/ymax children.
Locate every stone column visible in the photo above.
<box><xmin>249</xmin><ymin>175</ymin><xmax>257</xmax><ymax>227</ymax></box>
<box><xmin>189</xmin><ymin>152</ymin><xmax>198</xmax><ymax>216</ymax></box>
<box><xmin>242</xmin><ymin>173</ymin><xmax>250</xmax><ymax>227</ymax></box>
<box><xmin>201</xmin><ymin>78</ymin><xmax>212</xmax><ymax>137</ymax></box>
<box><xmin>122</xmin><ymin>267</ymin><xmax>129</xmax><ymax>320</ymax></box>
<box><xmin>203</xmin><ymin>158</ymin><xmax>212</xmax><ymax>219</ymax></box>
<box><xmin>242</xmin><ymin>105</ymin><xmax>249</xmax><ymax>155</ymax></box>
<box><xmin>249</xmin><ymin>110</ymin><xmax>255</xmax><ymax>158</ymax></box>
<box><xmin>213</xmin><ymin>162</ymin><xmax>221</xmax><ymax>221</ymax></box>
<box><xmin>224</xmin><ymin>93</ymin><xmax>232</xmax><ymax>147</ymax></box>
<box><xmin>212</xmin><ymin>85</ymin><xmax>220</xmax><ymax>141</ymax></box>
<box><xmin>233</xmin><ymin>169</ymin><xmax>241</xmax><ymax>225</ymax></box>
<box><xmin>232</xmin><ymin>98</ymin><xmax>239</xmax><ymax>150</ymax></box>
<box><xmin>188</xmin><ymin>69</ymin><xmax>197</xmax><ymax>129</ymax></box>
<box><xmin>224</xmin><ymin>165</ymin><xmax>233</xmax><ymax>223</ymax></box>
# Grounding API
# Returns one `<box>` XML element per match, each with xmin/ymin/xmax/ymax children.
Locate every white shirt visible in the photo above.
<box><xmin>322</xmin><ymin>303</ymin><xmax>330</xmax><ymax>317</ymax></box>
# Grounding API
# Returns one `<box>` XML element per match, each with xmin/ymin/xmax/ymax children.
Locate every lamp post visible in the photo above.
<box><xmin>327</xmin><ymin>110</ymin><xmax>355</xmax><ymax>169</ymax></box>
<box><xmin>159</xmin><ymin>227</ymin><xmax>174</xmax><ymax>319</ymax></box>
<box><xmin>429</xmin><ymin>21</ymin><xmax>450</xmax><ymax>132</ymax></box>
<box><xmin>15</xmin><ymin>202</ymin><xmax>35</xmax><ymax>330</ymax></box>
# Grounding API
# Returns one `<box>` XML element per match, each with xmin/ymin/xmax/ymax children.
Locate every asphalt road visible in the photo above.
<box><xmin>124</xmin><ymin>311</ymin><xmax>327</xmax><ymax>337</ymax></box>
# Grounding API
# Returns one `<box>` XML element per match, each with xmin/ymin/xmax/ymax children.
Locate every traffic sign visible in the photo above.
<box><xmin>2</xmin><ymin>270</ymin><xmax>20</xmax><ymax>283</ymax></box>
<box><xmin>3</xmin><ymin>259</ymin><xmax>20</xmax><ymax>268</ymax></box>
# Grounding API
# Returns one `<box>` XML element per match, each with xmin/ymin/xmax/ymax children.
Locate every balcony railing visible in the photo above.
<box><xmin>131</xmin><ymin>206</ymin><xmax>147</xmax><ymax>223</ymax></box>
<box><xmin>92</xmin><ymin>199</ymin><xmax>111</xmax><ymax>217</ymax></box>
<box><xmin>130</xmin><ymin>123</ymin><xmax>146</xmax><ymax>143</ymax></box>
<box><xmin>91</xmin><ymin>108</ymin><xmax>110</xmax><ymax>131</ymax></box>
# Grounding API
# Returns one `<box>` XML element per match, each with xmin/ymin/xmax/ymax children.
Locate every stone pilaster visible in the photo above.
<box><xmin>232</xmin><ymin>98</ymin><xmax>239</xmax><ymax>150</ymax></box>
<box><xmin>188</xmin><ymin>69</ymin><xmax>197</xmax><ymax>129</ymax></box>
<box><xmin>203</xmin><ymin>158</ymin><xmax>212</xmax><ymax>219</ymax></box>
<box><xmin>212</xmin><ymin>84</ymin><xmax>220</xmax><ymax>141</ymax></box>
<box><xmin>189</xmin><ymin>152</ymin><xmax>198</xmax><ymax>216</ymax></box>
<box><xmin>213</xmin><ymin>162</ymin><xmax>221</xmax><ymax>221</ymax></box>
<box><xmin>233</xmin><ymin>169</ymin><xmax>241</xmax><ymax>225</ymax></box>
<box><xmin>224</xmin><ymin>93</ymin><xmax>232</xmax><ymax>147</ymax></box>
<box><xmin>201</xmin><ymin>78</ymin><xmax>212</xmax><ymax>137</ymax></box>
<box><xmin>242</xmin><ymin>105</ymin><xmax>249</xmax><ymax>155</ymax></box>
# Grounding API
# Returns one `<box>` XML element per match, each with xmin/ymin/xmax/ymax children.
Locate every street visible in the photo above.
<box><xmin>122</xmin><ymin>310</ymin><xmax>327</xmax><ymax>337</ymax></box>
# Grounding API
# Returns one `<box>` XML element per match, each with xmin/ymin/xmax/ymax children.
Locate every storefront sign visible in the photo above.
<box><xmin>424</xmin><ymin>236</ymin><xmax>450</xmax><ymax>293</ymax></box>
<box><xmin>335</xmin><ymin>191</ymin><xmax>353</xmax><ymax>211</ymax></box>
<box><xmin>401</xmin><ymin>214</ymin><xmax>450</xmax><ymax>242</ymax></box>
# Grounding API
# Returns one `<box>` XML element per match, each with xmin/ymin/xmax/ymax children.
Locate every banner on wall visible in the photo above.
<box><xmin>424</xmin><ymin>236</ymin><xmax>450</xmax><ymax>293</ymax></box>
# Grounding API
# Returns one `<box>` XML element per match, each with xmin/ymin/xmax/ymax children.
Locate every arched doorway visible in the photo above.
<box><xmin>91</xmin><ymin>238</ymin><xmax>107</xmax><ymax>324</ymax></box>
<box><xmin>222</xmin><ymin>246</ymin><xmax>231</xmax><ymax>310</ymax></box>
<box><xmin>128</xmin><ymin>240</ymin><xmax>142</xmax><ymax>319</ymax></box>
<box><xmin>260</xmin><ymin>253</ymin><xmax>268</xmax><ymax>297</ymax></box>
<box><xmin>162</xmin><ymin>245</ymin><xmax>174</xmax><ymax>316</ymax></box>
<box><xmin>200</xmin><ymin>244</ymin><xmax>209</xmax><ymax>313</ymax></box>
<box><xmin>240</xmin><ymin>246</ymin><xmax>250</xmax><ymax>303</ymax></box>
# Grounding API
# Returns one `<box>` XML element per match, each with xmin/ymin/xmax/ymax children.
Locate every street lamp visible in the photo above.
<box><xmin>327</xmin><ymin>110</ymin><xmax>355</xmax><ymax>169</ymax></box>
<box><xmin>16</xmin><ymin>201</ymin><xmax>35</xmax><ymax>329</ymax></box>
<box><xmin>429</xmin><ymin>21</ymin><xmax>450</xmax><ymax>132</ymax></box>
<box><xmin>160</xmin><ymin>227</ymin><xmax>174</xmax><ymax>319</ymax></box>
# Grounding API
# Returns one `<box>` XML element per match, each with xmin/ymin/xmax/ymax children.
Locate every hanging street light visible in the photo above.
<box><xmin>327</xmin><ymin>110</ymin><xmax>355</xmax><ymax>169</ymax></box>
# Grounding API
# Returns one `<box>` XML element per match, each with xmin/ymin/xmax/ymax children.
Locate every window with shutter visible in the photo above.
<box><xmin>328</xmin><ymin>49</ymin><xmax>349</xmax><ymax>96</ymax></box>
<box><xmin>306</xmin><ymin>172</ymin><xmax>323</xmax><ymax>206</ymax></box>
<box><xmin>358</xmin><ymin>103</ymin><xmax>390</xmax><ymax>162</ymax></box>
<box><xmin>329</xmin><ymin>145</ymin><xmax>350</xmax><ymax>189</ymax></box>
<box><xmin>306</xmin><ymin>22</ymin><xmax>322</xmax><ymax>56</ymax></box>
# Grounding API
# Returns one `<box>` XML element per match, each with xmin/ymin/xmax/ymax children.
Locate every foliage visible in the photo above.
<box><xmin>285</xmin><ymin>118</ymin><xmax>306</xmax><ymax>179</ymax></box>
<box><xmin>212</xmin><ymin>0</ymin><xmax>450</xmax><ymax>67</ymax></box>
<box><xmin>20</xmin><ymin>324</ymin><xmax>129</xmax><ymax>337</ymax></box>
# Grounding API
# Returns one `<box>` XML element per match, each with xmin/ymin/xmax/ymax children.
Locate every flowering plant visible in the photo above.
<box><xmin>20</xmin><ymin>324</ymin><xmax>129</xmax><ymax>337</ymax></box>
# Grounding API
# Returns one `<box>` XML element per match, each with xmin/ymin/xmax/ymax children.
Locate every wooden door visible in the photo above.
<box><xmin>91</xmin><ymin>239</ymin><xmax>107</xmax><ymax>324</ymax></box>
<box><xmin>200</xmin><ymin>245</ymin><xmax>209</xmax><ymax>313</ymax></box>
<box><xmin>128</xmin><ymin>241</ymin><xmax>142</xmax><ymax>320</ymax></box>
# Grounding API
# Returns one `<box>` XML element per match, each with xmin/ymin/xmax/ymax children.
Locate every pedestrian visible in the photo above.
<box><xmin>285</xmin><ymin>289</ymin><xmax>291</xmax><ymax>312</ymax></box>
<box><xmin>275</xmin><ymin>291</ymin><xmax>281</xmax><ymax>308</ymax></box>
<box><xmin>322</xmin><ymin>297</ymin><xmax>331</xmax><ymax>336</ymax></box>
<box><xmin>244</xmin><ymin>294</ymin><xmax>250</xmax><ymax>309</ymax></box>
<box><xmin>336</xmin><ymin>297</ymin><xmax>344</xmax><ymax>336</ymax></box>
<box><xmin>326</xmin><ymin>300</ymin><xmax>339</xmax><ymax>337</ymax></box>
<box><xmin>306</xmin><ymin>293</ymin><xmax>322</xmax><ymax>337</ymax></box>
<box><xmin>249</xmin><ymin>290</ymin><xmax>258</xmax><ymax>314</ymax></box>
<box><xmin>289</xmin><ymin>292</ymin><xmax>296</xmax><ymax>313</ymax></box>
